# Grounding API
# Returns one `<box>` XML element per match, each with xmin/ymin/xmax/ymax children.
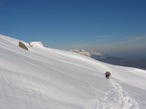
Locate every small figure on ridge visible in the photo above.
<box><xmin>105</xmin><ymin>71</ymin><xmax>111</xmax><ymax>79</ymax></box>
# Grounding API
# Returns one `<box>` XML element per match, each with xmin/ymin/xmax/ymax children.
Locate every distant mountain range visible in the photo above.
<box><xmin>70</xmin><ymin>49</ymin><xmax>146</xmax><ymax>69</ymax></box>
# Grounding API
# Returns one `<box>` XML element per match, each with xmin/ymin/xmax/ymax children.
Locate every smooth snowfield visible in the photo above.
<box><xmin>0</xmin><ymin>34</ymin><xmax>146</xmax><ymax>109</ymax></box>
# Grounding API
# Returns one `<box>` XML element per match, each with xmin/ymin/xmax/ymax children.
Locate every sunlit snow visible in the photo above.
<box><xmin>0</xmin><ymin>34</ymin><xmax>146</xmax><ymax>109</ymax></box>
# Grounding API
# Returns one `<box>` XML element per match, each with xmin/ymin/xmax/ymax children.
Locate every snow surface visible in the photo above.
<box><xmin>0</xmin><ymin>34</ymin><xmax>146</xmax><ymax>109</ymax></box>
<box><xmin>29</xmin><ymin>41</ymin><xmax>44</xmax><ymax>48</ymax></box>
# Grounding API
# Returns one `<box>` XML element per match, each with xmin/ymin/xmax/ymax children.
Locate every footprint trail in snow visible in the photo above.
<box><xmin>86</xmin><ymin>80</ymin><xmax>140</xmax><ymax>109</ymax></box>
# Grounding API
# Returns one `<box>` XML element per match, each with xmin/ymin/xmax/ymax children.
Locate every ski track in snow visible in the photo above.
<box><xmin>86</xmin><ymin>80</ymin><xmax>141</xmax><ymax>109</ymax></box>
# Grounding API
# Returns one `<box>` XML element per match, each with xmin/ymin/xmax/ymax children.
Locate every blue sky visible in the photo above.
<box><xmin>0</xmin><ymin>0</ymin><xmax>146</xmax><ymax>58</ymax></box>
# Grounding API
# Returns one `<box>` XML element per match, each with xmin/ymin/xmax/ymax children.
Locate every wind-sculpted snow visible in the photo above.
<box><xmin>0</xmin><ymin>34</ymin><xmax>146</xmax><ymax>109</ymax></box>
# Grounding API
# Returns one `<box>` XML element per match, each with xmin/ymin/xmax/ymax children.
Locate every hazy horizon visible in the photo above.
<box><xmin>0</xmin><ymin>0</ymin><xmax>146</xmax><ymax>58</ymax></box>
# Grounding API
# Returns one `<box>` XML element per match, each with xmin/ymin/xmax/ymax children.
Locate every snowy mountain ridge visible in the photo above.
<box><xmin>0</xmin><ymin>34</ymin><xmax>146</xmax><ymax>109</ymax></box>
<box><xmin>70</xmin><ymin>49</ymin><xmax>146</xmax><ymax>69</ymax></box>
<box><xmin>70</xmin><ymin>49</ymin><xmax>104</xmax><ymax>58</ymax></box>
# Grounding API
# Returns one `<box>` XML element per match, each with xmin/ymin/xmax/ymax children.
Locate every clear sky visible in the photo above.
<box><xmin>0</xmin><ymin>0</ymin><xmax>146</xmax><ymax>58</ymax></box>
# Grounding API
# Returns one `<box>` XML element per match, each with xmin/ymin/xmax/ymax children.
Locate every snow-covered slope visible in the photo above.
<box><xmin>0</xmin><ymin>34</ymin><xmax>146</xmax><ymax>109</ymax></box>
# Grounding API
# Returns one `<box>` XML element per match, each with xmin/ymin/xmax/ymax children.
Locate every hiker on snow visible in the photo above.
<box><xmin>105</xmin><ymin>71</ymin><xmax>111</xmax><ymax>79</ymax></box>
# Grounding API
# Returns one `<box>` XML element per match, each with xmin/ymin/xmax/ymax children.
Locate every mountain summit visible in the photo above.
<box><xmin>0</xmin><ymin>34</ymin><xmax>146</xmax><ymax>109</ymax></box>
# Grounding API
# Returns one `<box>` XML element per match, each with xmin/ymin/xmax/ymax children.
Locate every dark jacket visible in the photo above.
<box><xmin>105</xmin><ymin>72</ymin><xmax>111</xmax><ymax>78</ymax></box>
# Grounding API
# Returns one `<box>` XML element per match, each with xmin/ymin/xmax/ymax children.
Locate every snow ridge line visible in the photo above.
<box><xmin>86</xmin><ymin>80</ymin><xmax>140</xmax><ymax>109</ymax></box>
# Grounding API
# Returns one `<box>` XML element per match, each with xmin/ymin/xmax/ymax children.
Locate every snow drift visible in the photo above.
<box><xmin>0</xmin><ymin>34</ymin><xmax>146</xmax><ymax>109</ymax></box>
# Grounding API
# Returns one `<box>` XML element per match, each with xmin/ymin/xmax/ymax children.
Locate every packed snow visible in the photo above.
<box><xmin>0</xmin><ymin>34</ymin><xmax>146</xmax><ymax>109</ymax></box>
